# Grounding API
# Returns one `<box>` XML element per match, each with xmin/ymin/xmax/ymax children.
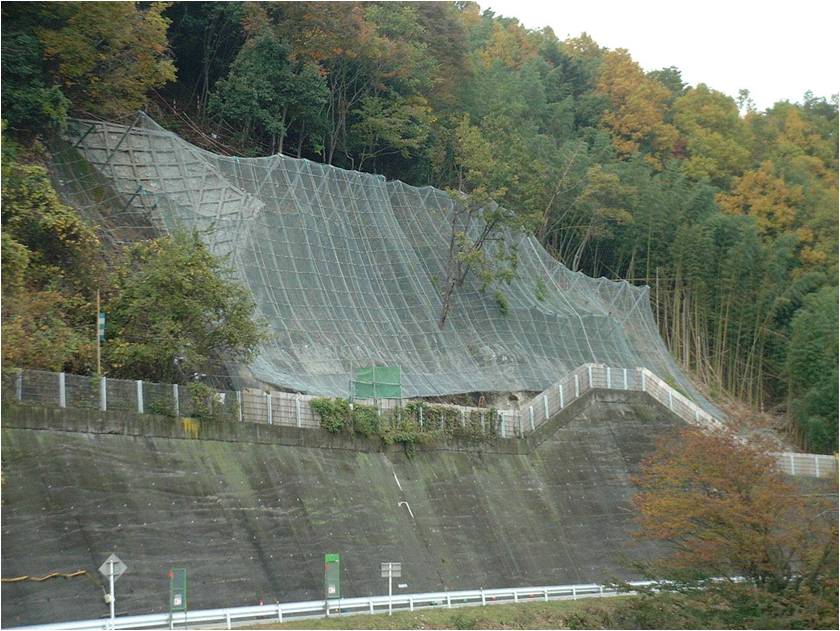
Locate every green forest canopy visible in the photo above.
<box><xmin>1</xmin><ymin>1</ymin><xmax>837</xmax><ymax>452</ymax></box>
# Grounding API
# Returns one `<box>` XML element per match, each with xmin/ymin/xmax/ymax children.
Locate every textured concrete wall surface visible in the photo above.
<box><xmin>1</xmin><ymin>392</ymin><xmax>677</xmax><ymax>626</ymax></box>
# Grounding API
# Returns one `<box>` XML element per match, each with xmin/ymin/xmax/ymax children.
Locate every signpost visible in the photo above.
<box><xmin>168</xmin><ymin>568</ymin><xmax>187</xmax><ymax>629</ymax></box>
<box><xmin>380</xmin><ymin>562</ymin><xmax>402</xmax><ymax>615</ymax></box>
<box><xmin>98</xmin><ymin>553</ymin><xmax>127</xmax><ymax>629</ymax></box>
<box><xmin>324</xmin><ymin>554</ymin><xmax>341</xmax><ymax>617</ymax></box>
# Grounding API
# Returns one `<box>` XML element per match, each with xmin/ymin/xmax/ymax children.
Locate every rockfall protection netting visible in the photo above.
<box><xmin>53</xmin><ymin>113</ymin><xmax>715</xmax><ymax>411</ymax></box>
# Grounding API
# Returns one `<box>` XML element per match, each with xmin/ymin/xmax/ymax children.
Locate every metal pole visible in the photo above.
<box><xmin>173</xmin><ymin>384</ymin><xmax>180</xmax><ymax>418</ymax></box>
<box><xmin>237</xmin><ymin>391</ymin><xmax>243</xmax><ymax>423</ymax></box>
<box><xmin>109</xmin><ymin>561</ymin><xmax>115</xmax><ymax>629</ymax></box>
<box><xmin>96</xmin><ymin>289</ymin><xmax>101</xmax><ymax>376</ymax></box>
<box><xmin>388</xmin><ymin>565</ymin><xmax>393</xmax><ymax>616</ymax></box>
<box><xmin>100</xmin><ymin>376</ymin><xmax>107</xmax><ymax>412</ymax></box>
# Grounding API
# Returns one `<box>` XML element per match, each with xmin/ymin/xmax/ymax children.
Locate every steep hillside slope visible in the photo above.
<box><xmin>1</xmin><ymin>391</ymin><xmax>673</xmax><ymax>626</ymax></box>
<box><xmin>52</xmin><ymin>114</ymin><xmax>712</xmax><ymax>413</ymax></box>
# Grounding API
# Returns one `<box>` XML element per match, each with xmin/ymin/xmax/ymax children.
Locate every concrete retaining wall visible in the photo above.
<box><xmin>1</xmin><ymin>391</ymin><xmax>678</xmax><ymax>626</ymax></box>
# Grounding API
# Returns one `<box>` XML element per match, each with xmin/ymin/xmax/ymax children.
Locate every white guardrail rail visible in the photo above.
<box><xmin>8</xmin><ymin>580</ymin><xmax>657</xmax><ymax>631</ymax></box>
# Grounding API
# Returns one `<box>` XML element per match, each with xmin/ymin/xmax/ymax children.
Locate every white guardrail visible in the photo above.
<box><xmin>8</xmin><ymin>580</ymin><xmax>657</xmax><ymax>631</ymax></box>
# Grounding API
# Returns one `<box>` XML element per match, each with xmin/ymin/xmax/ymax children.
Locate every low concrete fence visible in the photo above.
<box><xmin>3</xmin><ymin>366</ymin><xmax>835</xmax><ymax>478</ymax></box>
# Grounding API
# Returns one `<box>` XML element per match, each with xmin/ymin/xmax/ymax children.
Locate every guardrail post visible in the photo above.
<box><xmin>136</xmin><ymin>380</ymin><xmax>144</xmax><ymax>414</ymax></box>
<box><xmin>513</xmin><ymin>590</ymin><xmax>518</xmax><ymax>603</ymax></box>
<box><xmin>460</xmin><ymin>407</ymin><xmax>466</xmax><ymax>427</ymax></box>
<box><xmin>225</xmin><ymin>612</ymin><xmax>232</xmax><ymax>629</ymax></box>
<box><xmin>409</xmin><ymin>597</ymin><xmax>414</xmax><ymax>612</ymax></box>
<box><xmin>544</xmin><ymin>588</ymin><xmax>549</xmax><ymax>602</ymax></box>
<box><xmin>481</xmin><ymin>589</ymin><xmax>486</xmax><ymax>606</ymax></box>
<box><xmin>295</xmin><ymin>395</ymin><xmax>302</xmax><ymax>427</ymax></box>
<box><xmin>640</xmin><ymin>369</ymin><xmax>645</xmax><ymax>392</ymax></box>
<box><xmin>668</xmin><ymin>390</ymin><xmax>673</xmax><ymax>411</ymax></box>
<box><xmin>369</xmin><ymin>599</ymin><xmax>374</xmax><ymax>614</ymax></box>
<box><xmin>518</xmin><ymin>414</ymin><xmax>523</xmax><ymax>437</ymax></box>
<box><xmin>606</xmin><ymin>366</ymin><xmax>611</xmax><ymax>389</ymax></box>
<box><xmin>599</xmin><ymin>585</ymin><xmax>604</xmax><ymax>597</ymax></box>
<box><xmin>59</xmin><ymin>372</ymin><xmax>66</xmax><ymax>408</ymax></box>
<box><xmin>588</xmin><ymin>365</ymin><xmax>593</xmax><ymax>388</ymax></box>
<box><xmin>99</xmin><ymin>376</ymin><xmax>107</xmax><ymax>411</ymax></box>
<box><xmin>572</xmin><ymin>587</ymin><xmax>577</xmax><ymax>600</ymax></box>
<box><xmin>173</xmin><ymin>384</ymin><xmax>180</xmax><ymax>417</ymax></box>
<box><xmin>447</xmin><ymin>594</ymin><xmax>451</xmax><ymax>608</ymax></box>
<box><xmin>237</xmin><ymin>391</ymin><xmax>243</xmax><ymax>422</ymax></box>
<box><xmin>815</xmin><ymin>456</ymin><xmax>820</xmax><ymax>477</ymax></box>
<box><xmin>277</xmin><ymin>604</ymin><xmax>283</xmax><ymax>621</ymax></box>
<box><xmin>558</xmin><ymin>383</ymin><xmax>564</xmax><ymax>408</ymax></box>
<box><xmin>789</xmin><ymin>453</ymin><xmax>795</xmax><ymax>475</ymax></box>
<box><xmin>623</xmin><ymin>368</ymin><xmax>628</xmax><ymax>390</ymax></box>
<box><xmin>694</xmin><ymin>409</ymin><xmax>699</xmax><ymax>423</ymax></box>
<box><xmin>16</xmin><ymin>372</ymin><xmax>23</xmax><ymax>401</ymax></box>
<box><xmin>543</xmin><ymin>394</ymin><xmax>549</xmax><ymax>418</ymax></box>
<box><xmin>529</xmin><ymin>406</ymin><xmax>535</xmax><ymax>431</ymax></box>
<box><xmin>267</xmin><ymin>393</ymin><xmax>273</xmax><ymax>424</ymax></box>
<box><xmin>574</xmin><ymin>374</ymin><xmax>580</xmax><ymax>398</ymax></box>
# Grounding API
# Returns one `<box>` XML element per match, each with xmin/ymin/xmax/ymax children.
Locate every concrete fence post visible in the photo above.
<box><xmin>173</xmin><ymin>384</ymin><xmax>180</xmax><ymax>417</ymax></box>
<box><xmin>623</xmin><ymin>368</ymin><xmax>628</xmax><ymax>390</ymax></box>
<box><xmin>295</xmin><ymin>396</ymin><xmax>302</xmax><ymax>427</ymax></box>
<box><xmin>574</xmin><ymin>374</ymin><xmax>580</xmax><ymax>398</ymax></box>
<box><xmin>694</xmin><ymin>409</ymin><xmax>699</xmax><ymax>423</ymax></box>
<box><xmin>668</xmin><ymin>390</ymin><xmax>673</xmax><ymax>411</ymax></box>
<box><xmin>518</xmin><ymin>414</ymin><xmax>523</xmax><ymax>437</ymax></box>
<box><xmin>480</xmin><ymin>411</ymin><xmax>485</xmax><ymax>432</ymax></box>
<box><xmin>418</xmin><ymin>405</ymin><xmax>423</xmax><ymax>428</ymax></box>
<box><xmin>236</xmin><ymin>391</ymin><xmax>243</xmax><ymax>423</ymax></box>
<box><xmin>136</xmin><ymin>380</ymin><xmax>144</xmax><ymax>414</ymax></box>
<box><xmin>59</xmin><ymin>372</ymin><xmax>66</xmax><ymax>408</ymax></box>
<box><xmin>606</xmin><ymin>366</ymin><xmax>611</xmax><ymax>389</ymax></box>
<box><xmin>529</xmin><ymin>405</ymin><xmax>535</xmax><ymax>431</ymax></box>
<box><xmin>640</xmin><ymin>369</ymin><xmax>646</xmax><ymax>392</ymax></box>
<box><xmin>815</xmin><ymin>456</ymin><xmax>820</xmax><ymax>477</ymax></box>
<box><xmin>588</xmin><ymin>365</ymin><xmax>593</xmax><ymax>389</ymax></box>
<box><xmin>499</xmin><ymin>413</ymin><xmax>506</xmax><ymax>439</ymax></box>
<box><xmin>789</xmin><ymin>453</ymin><xmax>795</xmax><ymax>475</ymax></box>
<box><xmin>558</xmin><ymin>383</ymin><xmax>564</xmax><ymax>409</ymax></box>
<box><xmin>16</xmin><ymin>372</ymin><xmax>23</xmax><ymax>401</ymax></box>
<box><xmin>460</xmin><ymin>407</ymin><xmax>466</xmax><ymax>427</ymax></box>
<box><xmin>99</xmin><ymin>376</ymin><xmax>107</xmax><ymax>412</ymax></box>
<box><xmin>266</xmin><ymin>393</ymin><xmax>273</xmax><ymax>425</ymax></box>
<box><xmin>543</xmin><ymin>394</ymin><xmax>549</xmax><ymax>418</ymax></box>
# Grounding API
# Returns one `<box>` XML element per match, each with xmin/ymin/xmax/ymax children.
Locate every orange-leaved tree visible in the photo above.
<box><xmin>633</xmin><ymin>426</ymin><xmax>837</xmax><ymax>592</ymax></box>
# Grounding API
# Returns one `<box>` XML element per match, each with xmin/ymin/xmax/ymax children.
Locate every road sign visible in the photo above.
<box><xmin>324</xmin><ymin>553</ymin><xmax>341</xmax><ymax>598</ymax></box>
<box><xmin>98</xmin><ymin>312</ymin><xmax>106</xmax><ymax>342</ymax></box>
<box><xmin>169</xmin><ymin>568</ymin><xmax>187</xmax><ymax>613</ymax></box>
<box><xmin>99</xmin><ymin>554</ymin><xmax>127</xmax><ymax>581</ymax></box>
<box><xmin>381</xmin><ymin>562</ymin><xmax>402</xmax><ymax>615</ymax></box>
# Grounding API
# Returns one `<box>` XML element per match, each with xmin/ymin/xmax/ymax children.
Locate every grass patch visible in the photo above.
<box><xmin>254</xmin><ymin>596</ymin><xmax>631</xmax><ymax>629</ymax></box>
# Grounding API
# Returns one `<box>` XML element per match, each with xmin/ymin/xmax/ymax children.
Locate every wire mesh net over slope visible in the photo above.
<box><xmin>54</xmin><ymin>113</ymin><xmax>713</xmax><ymax>410</ymax></box>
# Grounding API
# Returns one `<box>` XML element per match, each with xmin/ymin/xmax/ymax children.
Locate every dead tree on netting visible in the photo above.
<box><xmin>437</xmin><ymin>191</ymin><xmax>519</xmax><ymax>329</ymax></box>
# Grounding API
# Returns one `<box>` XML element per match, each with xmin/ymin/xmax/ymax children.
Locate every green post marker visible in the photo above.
<box><xmin>169</xmin><ymin>568</ymin><xmax>187</xmax><ymax>629</ymax></box>
<box><xmin>324</xmin><ymin>553</ymin><xmax>340</xmax><ymax>617</ymax></box>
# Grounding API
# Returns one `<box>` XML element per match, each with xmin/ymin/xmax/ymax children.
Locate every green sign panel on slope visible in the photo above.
<box><xmin>169</xmin><ymin>568</ymin><xmax>187</xmax><ymax>612</ymax></box>
<box><xmin>98</xmin><ymin>312</ymin><xmax>106</xmax><ymax>342</ymax></box>
<box><xmin>324</xmin><ymin>553</ymin><xmax>340</xmax><ymax>599</ymax></box>
<box><xmin>352</xmin><ymin>366</ymin><xmax>401</xmax><ymax>399</ymax></box>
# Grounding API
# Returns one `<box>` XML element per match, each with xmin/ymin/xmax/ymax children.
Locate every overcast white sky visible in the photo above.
<box><xmin>483</xmin><ymin>0</ymin><xmax>839</xmax><ymax>111</ymax></box>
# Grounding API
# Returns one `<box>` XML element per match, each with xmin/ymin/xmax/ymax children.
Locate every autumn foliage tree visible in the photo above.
<box><xmin>630</xmin><ymin>426</ymin><xmax>838</xmax><ymax>627</ymax></box>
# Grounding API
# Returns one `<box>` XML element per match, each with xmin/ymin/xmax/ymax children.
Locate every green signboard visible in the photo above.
<box><xmin>324</xmin><ymin>553</ymin><xmax>341</xmax><ymax>599</ymax></box>
<box><xmin>352</xmin><ymin>366</ymin><xmax>401</xmax><ymax>399</ymax></box>
<box><xmin>169</xmin><ymin>568</ymin><xmax>187</xmax><ymax>612</ymax></box>
<box><xmin>98</xmin><ymin>312</ymin><xmax>106</xmax><ymax>342</ymax></box>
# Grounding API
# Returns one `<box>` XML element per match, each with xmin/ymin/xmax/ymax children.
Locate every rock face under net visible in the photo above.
<box><xmin>55</xmin><ymin>114</ymin><xmax>711</xmax><ymax>409</ymax></box>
